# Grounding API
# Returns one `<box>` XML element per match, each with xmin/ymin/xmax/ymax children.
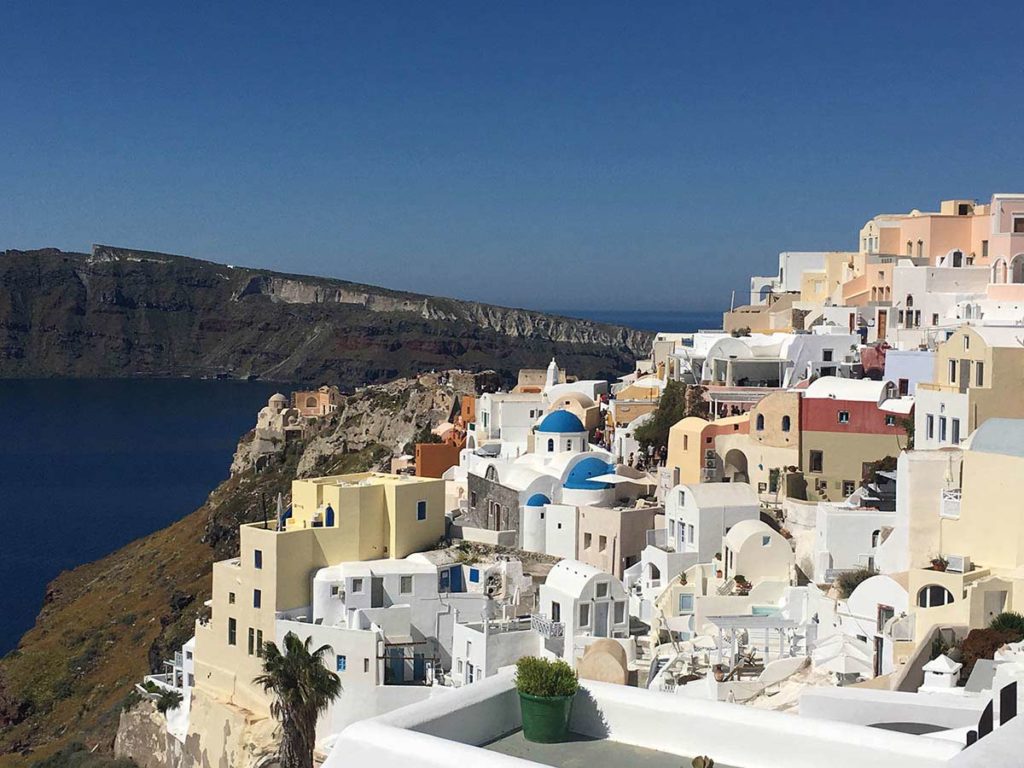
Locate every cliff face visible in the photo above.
<box><xmin>0</xmin><ymin>372</ymin><xmax>484</xmax><ymax>767</ymax></box>
<box><xmin>0</xmin><ymin>245</ymin><xmax>651</xmax><ymax>385</ymax></box>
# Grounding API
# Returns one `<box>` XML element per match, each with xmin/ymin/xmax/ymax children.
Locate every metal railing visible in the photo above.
<box><xmin>530</xmin><ymin>613</ymin><xmax>565</xmax><ymax>638</ymax></box>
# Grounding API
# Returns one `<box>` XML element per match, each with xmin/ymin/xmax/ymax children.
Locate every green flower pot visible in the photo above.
<box><xmin>519</xmin><ymin>691</ymin><xmax>574</xmax><ymax>743</ymax></box>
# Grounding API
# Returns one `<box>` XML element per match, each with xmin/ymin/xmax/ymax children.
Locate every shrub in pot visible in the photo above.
<box><xmin>514</xmin><ymin>656</ymin><xmax>578</xmax><ymax>743</ymax></box>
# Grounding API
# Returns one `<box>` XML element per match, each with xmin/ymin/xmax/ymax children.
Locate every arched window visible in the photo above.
<box><xmin>486</xmin><ymin>465</ymin><xmax>498</xmax><ymax>481</ymax></box>
<box><xmin>917</xmin><ymin>585</ymin><xmax>954</xmax><ymax>608</ymax></box>
<box><xmin>952</xmin><ymin>250</ymin><xmax>963</xmax><ymax>268</ymax></box>
<box><xmin>871</xmin><ymin>529</ymin><xmax>880</xmax><ymax>547</ymax></box>
<box><xmin>565</xmin><ymin>440</ymin><xmax>573</xmax><ymax>451</ymax></box>
<box><xmin>755</xmin><ymin>414</ymin><xmax>765</xmax><ymax>431</ymax></box>
<box><xmin>917</xmin><ymin>240</ymin><xmax>924</xmax><ymax>258</ymax></box>
<box><xmin>306</xmin><ymin>396</ymin><xmax>318</xmax><ymax>408</ymax></box>
<box><xmin>547</xmin><ymin>438</ymin><xmax>555</xmax><ymax>452</ymax></box>
<box><xmin>906</xmin><ymin>294</ymin><xmax>914</xmax><ymax>308</ymax></box>
<box><xmin>325</xmin><ymin>505</ymin><xmax>335</xmax><ymax>527</ymax></box>
<box><xmin>781</xmin><ymin>415</ymin><xmax>791</xmax><ymax>432</ymax></box>
<box><xmin>906</xmin><ymin>241</ymin><xmax>913</xmax><ymax>256</ymax></box>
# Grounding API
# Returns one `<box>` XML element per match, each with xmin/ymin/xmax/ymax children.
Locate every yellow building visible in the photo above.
<box><xmin>192</xmin><ymin>472</ymin><xmax>445</xmax><ymax>716</ymax></box>
<box><xmin>915</xmin><ymin>326</ymin><xmax>1024</xmax><ymax>450</ymax></box>
<box><xmin>902</xmin><ymin>420</ymin><xmax>1024</xmax><ymax>649</ymax></box>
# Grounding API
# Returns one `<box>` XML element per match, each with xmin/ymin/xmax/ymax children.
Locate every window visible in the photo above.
<box><xmin>781</xmin><ymin>415</ymin><xmax>791</xmax><ymax>432</ymax></box>
<box><xmin>352</xmin><ymin>578</ymin><xmax>364</xmax><ymax>593</ymax></box>
<box><xmin>932</xmin><ymin>313</ymin><xmax>939</xmax><ymax>326</ymax></box>
<box><xmin>683</xmin><ymin>434</ymin><xmax>689</xmax><ymax>450</ymax></box>
<box><xmin>964</xmin><ymin>335</ymin><xmax>970</xmax><ymax>351</ymax></box>
<box><xmin>336</xmin><ymin>655</ymin><xmax>347</xmax><ymax>672</ymax></box>
<box><xmin>809</xmin><ymin>450</ymin><xmax>823</xmax><ymax>473</ymax></box>
<box><xmin>687</xmin><ymin>524</ymin><xmax>694</xmax><ymax>544</ymax></box>
<box><xmin>228</xmin><ymin>592</ymin><xmax>236</xmax><ymax>605</ymax></box>
<box><xmin>906</xmin><ymin>294</ymin><xmax>914</xmax><ymax>308</ymax></box>
<box><xmin>885</xmin><ymin>415</ymin><xmax>896</xmax><ymax>427</ymax></box>
<box><xmin>248</xmin><ymin>627</ymin><xmax>255</xmax><ymax>655</ymax></box>
<box><xmin>256</xmin><ymin>630</ymin><xmax>263</xmax><ymax>657</ymax></box>
<box><xmin>838</xmin><ymin>411</ymin><xmax>850</xmax><ymax>424</ymax></box>
<box><xmin>822</xmin><ymin>349</ymin><xmax>833</xmax><ymax>362</ymax></box>
<box><xmin>254</xmin><ymin>549</ymin><xmax>263</xmax><ymax>569</ymax></box>
<box><xmin>599</xmin><ymin>535</ymin><xmax>607</xmax><ymax>552</ymax></box>
<box><xmin>470</xmin><ymin>491</ymin><xmax>477</xmax><ymax>507</ymax></box>
<box><xmin>416</xmin><ymin>500</ymin><xmax>427</xmax><ymax>521</ymax></box>
<box><xmin>976</xmin><ymin>362</ymin><xmax>984</xmax><ymax>387</ymax></box>
<box><xmin>613</xmin><ymin>601</ymin><xmax>625</xmax><ymax>624</ymax></box>
<box><xmin>565</xmin><ymin>440</ymin><xmax>573</xmax><ymax>451</ymax></box>
<box><xmin>843</xmin><ymin>480</ymin><xmax>856</xmax><ymax>497</ymax></box>
<box><xmin>1015</xmin><ymin>216</ymin><xmax>1024</xmax><ymax>234</ymax></box>
<box><xmin>669</xmin><ymin>519</ymin><xmax>676</xmax><ymax>538</ymax></box>
<box><xmin>755</xmin><ymin>414</ymin><xmax>765</xmax><ymax>431</ymax></box>
<box><xmin>678</xmin><ymin>489</ymin><xmax>686</xmax><ymax>506</ymax></box>
<box><xmin>917</xmin><ymin>585</ymin><xmax>954</xmax><ymax>608</ymax></box>
<box><xmin>596</xmin><ymin>582</ymin><xmax>608</xmax><ymax>598</ymax></box>
<box><xmin>906</xmin><ymin>241</ymin><xmax>912</xmax><ymax>256</ymax></box>
<box><xmin>917</xmin><ymin>240</ymin><xmax>923</xmax><ymax>258</ymax></box>
<box><xmin>228</xmin><ymin>618</ymin><xmax>237</xmax><ymax>646</ymax></box>
<box><xmin>579</xmin><ymin>603</ymin><xmax>590</xmax><ymax>626</ymax></box>
<box><xmin>939</xmin><ymin>416</ymin><xmax>948</xmax><ymax>443</ymax></box>
<box><xmin>253</xmin><ymin>589</ymin><xmax>261</xmax><ymax>609</ymax></box>
<box><xmin>951</xmin><ymin>418</ymin><xmax>961</xmax><ymax>444</ymax></box>
<box><xmin>330</xmin><ymin>584</ymin><xmax>340</xmax><ymax>597</ymax></box>
<box><xmin>926</xmin><ymin>414</ymin><xmax>935</xmax><ymax>439</ymax></box>
<box><xmin>898</xmin><ymin>378</ymin><xmax>909</xmax><ymax>396</ymax></box>
<box><xmin>949</xmin><ymin>360</ymin><xmax>957</xmax><ymax>384</ymax></box>
<box><xmin>678</xmin><ymin>594</ymin><xmax>694</xmax><ymax>613</ymax></box>
<box><xmin>551</xmin><ymin>601</ymin><xmax>561</xmax><ymax>622</ymax></box>
<box><xmin>547</xmin><ymin>439</ymin><xmax>554</xmax><ymax>451</ymax></box>
<box><xmin>400</xmin><ymin>575</ymin><xmax>413</xmax><ymax>594</ymax></box>
<box><xmin>584</xmin><ymin>532</ymin><xmax>592</xmax><ymax>549</ymax></box>
<box><xmin>364</xmin><ymin>658</ymin><xmax>370</xmax><ymax>673</ymax></box>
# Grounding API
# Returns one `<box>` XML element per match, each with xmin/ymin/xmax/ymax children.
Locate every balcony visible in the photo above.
<box><xmin>645</xmin><ymin>528</ymin><xmax>671</xmax><ymax>551</ymax></box>
<box><xmin>940</xmin><ymin>488</ymin><xmax>962</xmax><ymax>519</ymax></box>
<box><xmin>530</xmin><ymin>613</ymin><xmax>565</xmax><ymax>638</ymax></box>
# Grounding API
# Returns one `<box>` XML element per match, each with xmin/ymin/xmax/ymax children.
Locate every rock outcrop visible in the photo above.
<box><xmin>0</xmin><ymin>245</ymin><xmax>652</xmax><ymax>386</ymax></box>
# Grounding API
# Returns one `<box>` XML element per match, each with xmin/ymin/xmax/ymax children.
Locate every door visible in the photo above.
<box><xmin>877</xmin><ymin>310</ymin><xmax>887</xmax><ymax>340</ymax></box>
<box><xmin>594</xmin><ymin>601</ymin><xmax>610</xmax><ymax>638</ymax></box>
<box><xmin>450</xmin><ymin>565</ymin><xmax>464</xmax><ymax>593</ymax></box>
<box><xmin>413</xmin><ymin>653</ymin><xmax>426</xmax><ymax>682</ymax></box>
<box><xmin>371</xmin><ymin>577</ymin><xmax>384</xmax><ymax>608</ymax></box>
<box><xmin>387</xmin><ymin>649</ymin><xmax>404</xmax><ymax>684</ymax></box>
<box><xmin>984</xmin><ymin>590</ymin><xmax>1008</xmax><ymax>623</ymax></box>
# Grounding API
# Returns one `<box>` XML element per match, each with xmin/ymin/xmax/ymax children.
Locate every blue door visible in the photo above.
<box><xmin>388</xmin><ymin>649</ymin><xmax>404</xmax><ymax>684</ymax></box>
<box><xmin>413</xmin><ymin>653</ymin><xmax>425</xmax><ymax>682</ymax></box>
<box><xmin>450</xmin><ymin>566</ymin><xmax>464</xmax><ymax>593</ymax></box>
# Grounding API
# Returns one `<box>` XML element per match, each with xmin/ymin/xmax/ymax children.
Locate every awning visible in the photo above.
<box><xmin>589</xmin><ymin>473</ymin><xmax>657</xmax><ymax>485</ymax></box>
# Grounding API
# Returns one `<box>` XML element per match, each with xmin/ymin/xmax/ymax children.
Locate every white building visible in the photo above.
<box><xmin>888</xmin><ymin>265</ymin><xmax>991</xmax><ymax>349</ymax></box>
<box><xmin>722</xmin><ymin>520</ymin><xmax>794</xmax><ymax>585</ymax></box>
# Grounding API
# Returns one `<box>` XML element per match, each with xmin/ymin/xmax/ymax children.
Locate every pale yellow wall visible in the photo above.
<box><xmin>666</xmin><ymin>417</ymin><xmax>711</xmax><ymax>485</ymax></box>
<box><xmin>802</xmin><ymin>432</ymin><xmax>904</xmax><ymax>502</ymax></box>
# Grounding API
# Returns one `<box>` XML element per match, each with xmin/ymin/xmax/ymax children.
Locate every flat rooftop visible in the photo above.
<box><xmin>484</xmin><ymin>730</ymin><xmax>736</xmax><ymax>768</ymax></box>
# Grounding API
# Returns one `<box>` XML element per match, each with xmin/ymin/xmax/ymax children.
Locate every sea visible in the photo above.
<box><xmin>553</xmin><ymin>309</ymin><xmax>723</xmax><ymax>332</ymax></box>
<box><xmin>0</xmin><ymin>379</ymin><xmax>283</xmax><ymax>656</ymax></box>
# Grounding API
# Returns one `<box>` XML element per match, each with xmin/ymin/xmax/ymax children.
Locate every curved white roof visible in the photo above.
<box><xmin>724</xmin><ymin>519</ymin><xmax>774</xmax><ymax>549</ymax></box>
<box><xmin>678</xmin><ymin>482</ymin><xmax>759</xmax><ymax>508</ymax></box>
<box><xmin>544</xmin><ymin>559</ymin><xmax>605</xmax><ymax>596</ymax></box>
<box><xmin>802</xmin><ymin>376</ymin><xmax>891</xmax><ymax>403</ymax></box>
<box><xmin>967</xmin><ymin>418</ymin><xmax>1024</xmax><ymax>459</ymax></box>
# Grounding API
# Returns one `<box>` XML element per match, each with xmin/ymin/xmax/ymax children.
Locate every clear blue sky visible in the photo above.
<box><xmin>2</xmin><ymin>2</ymin><xmax>1022</xmax><ymax>312</ymax></box>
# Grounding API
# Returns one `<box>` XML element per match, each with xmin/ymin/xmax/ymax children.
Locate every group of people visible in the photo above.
<box><xmin>627</xmin><ymin>443</ymin><xmax>666</xmax><ymax>471</ymax></box>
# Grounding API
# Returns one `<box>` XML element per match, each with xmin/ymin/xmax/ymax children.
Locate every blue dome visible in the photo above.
<box><xmin>537</xmin><ymin>410</ymin><xmax>585</xmax><ymax>433</ymax></box>
<box><xmin>525</xmin><ymin>493</ymin><xmax>551</xmax><ymax>507</ymax></box>
<box><xmin>564</xmin><ymin>457</ymin><xmax>615</xmax><ymax>490</ymax></box>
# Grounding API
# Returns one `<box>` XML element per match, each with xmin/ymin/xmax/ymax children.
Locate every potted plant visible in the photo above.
<box><xmin>930</xmin><ymin>556</ymin><xmax>948</xmax><ymax>572</ymax></box>
<box><xmin>515</xmin><ymin>656</ymin><xmax>579</xmax><ymax>743</ymax></box>
<box><xmin>733</xmin><ymin>575</ymin><xmax>751</xmax><ymax>596</ymax></box>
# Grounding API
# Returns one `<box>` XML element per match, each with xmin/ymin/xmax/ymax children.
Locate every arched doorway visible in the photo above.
<box><xmin>993</xmin><ymin>258</ymin><xmax>1008</xmax><ymax>284</ymax></box>
<box><xmin>1012</xmin><ymin>255</ymin><xmax>1024</xmax><ymax>284</ymax></box>
<box><xmin>723</xmin><ymin>449</ymin><xmax>749</xmax><ymax>483</ymax></box>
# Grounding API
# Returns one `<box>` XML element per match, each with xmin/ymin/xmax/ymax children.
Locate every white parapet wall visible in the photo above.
<box><xmin>325</xmin><ymin>670</ymin><xmax>963</xmax><ymax>768</ymax></box>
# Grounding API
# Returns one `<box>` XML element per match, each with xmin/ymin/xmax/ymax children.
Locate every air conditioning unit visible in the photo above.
<box><xmin>946</xmin><ymin>554</ymin><xmax>971</xmax><ymax>574</ymax></box>
<box><xmin>705</xmin><ymin>459</ymin><xmax>716</xmax><ymax>469</ymax></box>
<box><xmin>705</xmin><ymin>450</ymin><xmax>716</xmax><ymax>460</ymax></box>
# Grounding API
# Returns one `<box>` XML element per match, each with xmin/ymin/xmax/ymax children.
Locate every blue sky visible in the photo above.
<box><xmin>2</xmin><ymin>2</ymin><xmax>1022</xmax><ymax>312</ymax></box>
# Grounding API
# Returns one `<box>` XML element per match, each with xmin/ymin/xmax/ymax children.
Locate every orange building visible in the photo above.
<box><xmin>292</xmin><ymin>385</ymin><xmax>343</xmax><ymax>417</ymax></box>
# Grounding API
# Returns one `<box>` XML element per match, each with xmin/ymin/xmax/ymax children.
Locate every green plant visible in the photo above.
<box><xmin>255</xmin><ymin>632</ymin><xmax>342</xmax><ymax>768</ymax></box>
<box><xmin>634</xmin><ymin>380</ymin><xmax>708</xmax><ymax>451</ymax></box>
<box><xmin>155</xmin><ymin>689</ymin><xmax>183</xmax><ymax>714</ymax></box>
<box><xmin>990</xmin><ymin>612</ymin><xmax>1024</xmax><ymax>635</ymax></box>
<box><xmin>835</xmin><ymin>568</ymin><xmax>875</xmax><ymax>599</ymax></box>
<box><xmin>514</xmin><ymin>657</ymin><xmax>578</xmax><ymax>698</ymax></box>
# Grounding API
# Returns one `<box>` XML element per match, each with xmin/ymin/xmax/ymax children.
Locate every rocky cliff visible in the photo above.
<box><xmin>0</xmin><ymin>245</ymin><xmax>651</xmax><ymax>385</ymax></box>
<box><xmin>0</xmin><ymin>372</ymin><xmax>484</xmax><ymax>767</ymax></box>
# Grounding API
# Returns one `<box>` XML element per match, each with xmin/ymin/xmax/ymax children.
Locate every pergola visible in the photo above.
<box><xmin>706</xmin><ymin>614</ymin><xmax>801</xmax><ymax>664</ymax></box>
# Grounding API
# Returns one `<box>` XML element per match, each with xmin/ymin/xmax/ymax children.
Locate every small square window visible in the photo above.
<box><xmin>599</xmin><ymin>535</ymin><xmax>607</xmax><ymax>552</ymax></box>
<box><xmin>678</xmin><ymin>594</ymin><xmax>694</xmax><ymax>613</ymax></box>
<box><xmin>400</xmin><ymin>575</ymin><xmax>413</xmax><ymax>594</ymax></box>
<box><xmin>352</xmin><ymin>578</ymin><xmax>364</xmax><ymax>593</ymax></box>
<box><xmin>330</xmin><ymin>584</ymin><xmax>340</xmax><ymax>597</ymax></box>
<box><xmin>838</xmin><ymin>411</ymin><xmax>850</xmax><ymax>424</ymax></box>
<box><xmin>469</xmin><ymin>568</ymin><xmax>480</xmax><ymax>583</ymax></box>
<box><xmin>595</xmin><ymin>582</ymin><xmax>608</xmax><ymax>598</ymax></box>
<box><xmin>584</xmin><ymin>532</ymin><xmax>592</xmax><ymax>549</ymax></box>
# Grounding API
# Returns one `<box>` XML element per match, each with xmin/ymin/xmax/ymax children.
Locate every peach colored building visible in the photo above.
<box><xmin>293</xmin><ymin>385</ymin><xmax>343</xmax><ymax>417</ymax></box>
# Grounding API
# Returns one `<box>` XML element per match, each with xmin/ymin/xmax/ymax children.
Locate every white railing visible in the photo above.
<box><xmin>530</xmin><ymin>614</ymin><xmax>565</xmax><ymax>638</ymax></box>
<box><xmin>940</xmin><ymin>488</ymin><xmax>962</xmax><ymax>519</ymax></box>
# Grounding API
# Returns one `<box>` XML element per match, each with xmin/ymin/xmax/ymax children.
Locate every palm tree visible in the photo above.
<box><xmin>255</xmin><ymin>632</ymin><xmax>342</xmax><ymax>768</ymax></box>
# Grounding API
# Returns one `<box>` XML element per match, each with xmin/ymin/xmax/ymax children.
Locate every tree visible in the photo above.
<box><xmin>255</xmin><ymin>632</ymin><xmax>342</xmax><ymax>768</ymax></box>
<box><xmin>634</xmin><ymin>380</ymin><xmax>708</xmax><ymax>451</ymax></box>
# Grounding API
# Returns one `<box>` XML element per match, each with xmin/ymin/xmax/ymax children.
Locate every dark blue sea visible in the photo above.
<box><xmin>0</xmin><ymin>379</ymin><xmax>283</xmax><ymax>655</ymax></box>
<box><xmin>553</xmin><ymin>309</ymin><xmax>723</xmax><ymax>332</ymax></box>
